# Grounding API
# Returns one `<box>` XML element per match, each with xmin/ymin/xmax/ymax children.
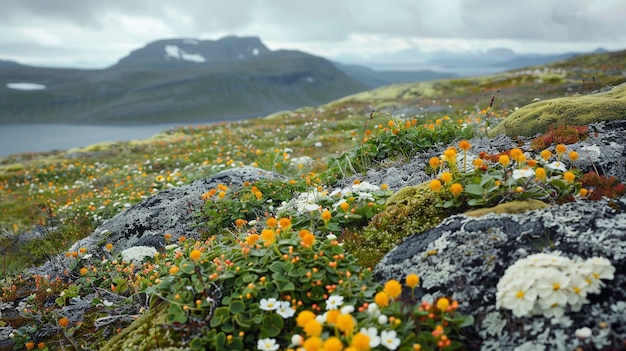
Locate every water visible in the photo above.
<box><xmin>0</xmin><ymin>123</ymin><xmax>208</xmax><ymax>157</ymax></box>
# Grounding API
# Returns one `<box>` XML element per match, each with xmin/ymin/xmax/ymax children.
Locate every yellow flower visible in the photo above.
<box><xmin>406</xmin><ymin>274</ymin><xmax>420</xmax><ymax>288</ymax></box>
<box><xmin>458</xmin><ymin>140</ymin><xmax>471</xmax><ymax>151</ymax></box>
<box><xmin>266</xmin><ymin>217</ymin><xmax>277</xmax><ymax>228</ymax></box>
<box><xmin>384</xmin><ymin>279</ymin><xmax>402</xmax><ymax>299</ymax></box>
<box><xmin>535</xmin><ymin>167</ymin><xmax>546</xmax><ymax>182</ymax></box>
<box><xmin>579</xmin><ymin>188</ymin><xmax>588</xmax><ymax>197</ymax></box>
<box><xmin>303</xmin><ymin>336</ymin><xmax>323</xmax><ymax>351</ymax></box>
<box><xmin>440</xmin><ymin>172</ymin><xmax>453</xmax><ymax>183</ymax></box>
<box><xmin>304</xmin><ymin>319</ymin><xmax>323</xmax><ymax>336</ymax></box>
<box><xmin>189</xmin><ymin>249</ymin><xmax>202</xmax><ymax>261</ymax></box>
<box><xmin>326</xmin><ymin>309</ymin><xmax>340</xmax><ymax>324</ymax></box>
<box><xmin>261</xmin><ymin>229</ymin><xmax>276</xmax><ymax>244</ymax></box>
<box><xmin>169</xmin><ymin>266</ymin><xmax>180</xmax><ymax>275</ymax></box>
<box><xmin>323</xmin><ymin>337</ymin><xmax>344</xmax><ymax>351</ymax></box>
<box><xmin>351</xmin><ymin>332</ymin><xmax>371</xmax><ymax>351</ymax></box>
<box><xmin>336</xmin><ymin>314</ymin><xmax>355</xmax><ymax>335</ymax></box>
<box><xmin>450</xmin><ymin>183</ymin><xmax>463</xmax><ymax>197</ymax></box>
<box><xmin>499</xmin><ymin>155</ymin><xmax>510</xmax><ymax>167</ymax></box>
<box><xmin>569</xmin><ymin>151</ymin><xmax>579</xmax><ymax>161</ymax></box>
<box><xmin>555</xmin><ymin>144</ymin><xmax>567</xmax><ymax>155</ymax></box>
<box><xmin>429</xmin><ymin>157</ymin><xmax>440</xmax><ymax>168</ymax></box>
<box><xmin>429</xmin><ymin>179</ymin><xmax>442</xmax><ymax>192</ymax></box>
<box><xmin>278</xmin><ymin>217</ymin><xmax>292</xmax><ymax>229</ymax></box>
<box><xmin>510</xmin><ymin>148</ymin><xmax>526</xmax><ymax>163</ymax></box>
<box><xmin>472</xmin><ymin>158</ymin><xmax>483</xmax><ymax>169</ymax></box>
<box><xmin>381</xmin><ymin>183</ymin><xmax>388</xmax><ymax>191</ymax></box>
<box><xmin>297</xmin><ymin>310</ymin><xmax>316</xmax><ymax>328</ymax></box>
<box><xmin>563</xmin><ymin>171</ymin><xmax>576</xmax><ymax>183</ymax></box>
<box><xmin>374</xmin><ymin>292</ymin><xmax>389</xmax><ymax>307</ymax></box>
<box><xmin>104</xmin><ymin>243</ymin><xmax>113</xmax><ymax>251</ymax></box>
<box><xmin>300</xmin><ymin>232</ymin><xmax>316</xmax><ymax>248</ymax></box>
<box><xmin>321</xmin><ymin>209</ymin><xmax>332</xmax><ymax>223</ymax></box>
<box><xmin>436</xmin><ymin>297</ymin><xmax>450</xmax><ymax>311</ymax></box>
<box><xmin>339</xmin><ymin>202</ymin><xmax>350</xmax><ymax>212</ymax></box>
<box><xmin>540</xmin><ymin>149</ymin><xmax>552</xmax><ymax>161</ymax></box>
<box><xmin>443</xmin><ymin>148</ymin><xmax>457</xmax><ymax>162</ymax></box>
<box><xmin>246</xmin><ymin>233</ymin><xmax>260</xmax><ymax>246</ymax></box>
<box><xmin>80</xmin><ymin>267</ymin><xmax>89</xmax><ymax>276</ymax></box>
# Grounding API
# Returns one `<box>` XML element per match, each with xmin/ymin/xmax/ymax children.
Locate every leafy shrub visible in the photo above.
<box><xmin>530</xmin><ymin>124</ymin><xmax>589</xmax><ymax>150</ymax></box>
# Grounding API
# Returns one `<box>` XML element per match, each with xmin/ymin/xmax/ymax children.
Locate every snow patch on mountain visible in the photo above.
<box><xmin>6</xmin><ymin>83</ymin><xmax>46</xmax><ymax>90</ymax></box>
<box><xmin>164</xmin><ymin>45</ymin><xmax>205</xmax><ymax>63</ymax></box>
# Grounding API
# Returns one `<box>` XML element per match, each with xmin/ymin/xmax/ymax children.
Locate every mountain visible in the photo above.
<box><xmin>333</xmin><ymin>62</ymin><xmax>458</xmax><ymax>87</ymax></box>
<box><xmin>0</xmin><ymin>36</ymin><xmax>369</xmax><ymax>124</ymax></box>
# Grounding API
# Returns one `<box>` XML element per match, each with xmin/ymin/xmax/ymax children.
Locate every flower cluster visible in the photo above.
<box><xmin>496</xmin><ymin>252</ymin><xmax>615</xmax><ymax>318</ymax></box>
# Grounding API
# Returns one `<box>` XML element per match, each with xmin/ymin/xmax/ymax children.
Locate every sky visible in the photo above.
<box><xmin>1</xmin><ymin>0</ymin><xmax>625</xmax><ymax>69</ymax></box>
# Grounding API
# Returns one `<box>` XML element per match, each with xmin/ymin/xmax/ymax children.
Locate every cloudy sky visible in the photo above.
<box><xmin>1</xmin><ymin>0</ymin><xmax>625</xmax><ymax>68</ymax></box>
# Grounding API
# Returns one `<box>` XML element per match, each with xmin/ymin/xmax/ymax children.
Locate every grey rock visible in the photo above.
<box><xmin>374</xmin><ymin>197</ymin><xmax>626</xmax><ymax>350</ymax></box>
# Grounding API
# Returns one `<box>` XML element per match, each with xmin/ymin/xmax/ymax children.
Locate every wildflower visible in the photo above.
<box><xmin>155</xmin><ymin>175</ymin><xmax>165</xmax><ymax>183</ymax></box>
<box><xmin>472</xmin><ymin>158</ymin><xmax>483</xmax><ymax>169</ymax></box>
<box><xmin>563</xmin><ymin>171</ymin><xmax>576</xmax><ymax>183</ymax></box>
<box><xmin>261</xmin><ymin>229</ymin><xmax>276</xmax><ymax>244</ymax></box>
<box><xmin>429</xmin><ymin>179</ymin><xmax>442</xmax><ymax>192</ymax></box>
<box><xmin>406</xmin><ymin>274</ymin><xmax>420</xmax><ymax>288</ymax></box>
<box><xmin>291</xmin><ymin>334</ymin><xmax>303</xmax><ymax>346</ymax></box>
<box><xmin>555</xmin><ymin>144</ymin><xmax>567</xmax><ymax>155</ymax></box>
<box><xmin>326</xmin><ymin>295</ymin><xmax>344</xmax><ymax>310</ymax></box>
<box><xmin>326</xmin><ymin>309</ymin><xmax>340</xmax><ymax>324</ymax></box>
<box><xmin>384</xmin><ymin>279</ymin><xmax>402</xmax><ymax>299</ymax></box>
<box><xmin>276</xmin><ymin>301</ymin><xmax>295</xmax><ymax>318</ymax></box>
<box><xmin>303</xmin><ymin>336</ymin><xmax>323</xmax><ymax>351</ymax></box>
<box><xmin>25</xmin><ymin>342</ymin><xmax>35</xmax><ymax>350</ymax></box>
<box><xmin>579</xmin><ymin>188</ymin><xmax>588</xmax><ymax>197</ymax></box>
<box><xmin>510</xmin><ymin>148</ymin><xmax>526</xmax><ymax>164</ymax></box>
<box><xmin>336</xmin><ymin>313</ymin><xmax>356</xmax><ymax>335</ymax></box>
<box><xmin>380</xmin><ymin>330</ymin><xmax>401</xmax><ymax>350</ymax></box>
<box><xmin>80</xmin><ymin>267</ymin><xmax>89</xmax><ymax>275</ymax></box>
<box><xmin>266</xmin><ymin>217</ymin><xmax>277</xmax><ymax>228</ymax></box>
<box><xmin>300</xmin><ymin>231</ymin><xmax>316</xmax><ymax>248</ymax></box>
<box><xmin>37</xmin><ymin>342</ymin><xmax>45</xmax><ymax>349</ymax></box>
<box><xmin>260</xmin><ymin>298</ymin><xmax>279</xmax><ymax>311</ymax></box>
<box><xmin>443</xmin><ymin>148</ymin><xmax>457</xmax><ymax>163</ymax></box>
<box><xmin>450</xmin><ymin>183</ymin><xmax>463</xmax><ymax>197</ymax></box>
<box><xmin>378</xmin><ymin>315</ymin><xmax>388</xmax><ymax>325</ymax></box>
<box><xmin>360</xmin><ymin>327</ymin><xmax>381</xmax><ymax>348</ymax></box>
<box><xmin>104</xmin><ymin>243</ymin><xmax>113</xmax><ymax>251</ymax></box>
<box><xmin>497</xmin><ymin>280</ymin><xmax>537</xmax><ymax>317</ymax></box>
<box><xmin>321</xmin><ymin>209</ymin><xmax>332</xmax><ymax>224</ymax></box>
<box><xmin>512</xmin><ymin>168</ymin><xmax>535</xmax><ymax>180</ymax></box>
<box><xmin>339</xmin><ymin>202</ymin><xmax>350</xmax><ymax>212</ymax></box>
<box><xmin>352</xmin><ymin>332</ymin><xmax>372</xmax><ymax>350</ymax></box>
<box><xmin>189</xmin><ymin>249</ymin><xmax>202</xmax><ymax>261</ymax></box>
<box><xmin>235</xmin><ymin>218</ymin><xmax>246</xmax><ymax>228</ymax></box>
<box><xmin>540</xmin><ymin>149</ymin><xmax>552</xmax><ymax>161</ymax></box>
<box><xmin>246</xmin><ymin>233</ymin><xmax>260</xmax><ymax>246</ymax></box>
<box><xmin>535</xmin><ymin>167</ymin><xmax>547</xmax><ymax>182</ymax></box>
<box><xmin>436</xmin><ymin>297</ymin><xmax>450</xmax><ymax>311</ymax></box>
<box><xmin>169</xmin><ymin>266</ymin><xmax>180</xmax><ymax>275</ymax></box>
<box><xmin>258</xmin><ymin>338</ymin><xmax>280</xmax><ymax>351</ymax></box>
<box><xmin>304</xmin><ymin>319</ymin><xmax>323</xmax><ymax>336</ymax></box>
<box><xmin>499</xmin><ymin>155</ymin><xmax>510</xmax><ymax>167</ymax></box>
<box><xmin>374</xmin><ymin>292</ymin><xmax>389</xmax><ymax>307</ymax></box>
<box><xmin>429</xmin><ymin>157</ymin><xmax>440</xmax><ymax>168</ymax></box>
<box><xmin>58</xmin><ymin>317</ymin><xmax>70</xmax><ymax>328</ymax></box>
<box><xmin>440</xmin><ymin>172</ymin><xmax>453</xmax><ymax>183</ymax></box>
<box><xmin>297</xmin><ymin>310</ymin><xmax>316</xmax><ymax>327</ymax></box>
<box><xmin>323</xmin><ymin>337</ymin><xmax>344</xmax><ymax>351</ymax></box>
<box><xmin>458</xmin><ymin>140</ymin><xmax>471</xmax><ymax>151</ymax></box>
<box><xmin>569</xmin><ymin>151</ymin><xmax>579</xmax><ymax>161</ymax></box>
<box><xmin>278</xmin><ymin>217</ymin><xmax>292</xmax><ymax>229</ymax></box>
<box><xmin>547</xmin><ymin>161</ymin><xmax>567</xmax><ymax>172</ymax></box>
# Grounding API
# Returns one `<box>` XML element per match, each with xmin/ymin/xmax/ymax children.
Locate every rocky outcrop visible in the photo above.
<box><xmin>374</xmin><ymin>197</ymin><xmax>626</xmax><ymax>350</ymax></box>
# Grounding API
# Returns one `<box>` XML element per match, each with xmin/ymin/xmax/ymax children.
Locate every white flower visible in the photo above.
<box><xmin>575</xmin><ymin>327</ymin><xmax>592</xmax><ymax>339</ymax></box>
<box><xmin>512</xmin><ymin>168</ymin><xmax>535</xmax><ymax>180</ymax></box>
<box><xmin>257</xmin><ymin>338</ymin><xmax>280</xmax><ymax>351</ymax></box>
<box><xmin>498</xmin><ymin>280</ymin><xmax>537</xmax><ymax>317</ymax></box>
<box><xmin>360</xmin><ymin>327</ymin><xmax>381</xmax><ymax>348</ymax></box>
<box><xmin>326</xmin><ymin>295</ymin><xmax>344</xmax><ymax>310</ymax></box>
<box><xmin>367</xmin><ymin>302</ymin><xmax>381</xmax><ymax>318</ymax></box>
<box><xmin>82</xmin><ymin>254</ymin><xmax>93</xmax><ymax>260</ymax></box>
<box><xmin>316</xmin><ymin>314</ymin><xmax>326</xmax><ymax>324</ymax></box>
<box><xmin>327</xmin><ymin>234</ymin><xmax>337</xmax><ymax>240</ymax></box>
<box><xmin>276</xmin><ymin>301</ymin><xmax>295</xmax><ymax>319</ymax></box>
<box><xmin>380</xmin><ymin>330</ymin><xmax>401</xmax><ymax>350</ymax></box>
<box><xmin>259</xmin><ymin>298</ymin><xmax>279</xmax><ymax>311</ymax></box>
<box><xmin>291</xmin><ymin>334</ymin><xmax>303</xmax><ymax>346</ymax></box>
<box><xmin>535</xmin><ymin>268</ymin><xmax>570</xmax><ymax>307</ymax></box>
<box><xmin>547</xmin><ymin>161</ymin><xmax>566</xmax><ymax>172</ymax></box>
<box><xmin>340</xmin><ymin>304</ymin><xmax>355</xmax><ymax>315</ymax></box>
<box><xmin>304</xmin><ymin>203</ymin><xmax>320</xmax><ymax>211</ymax></box>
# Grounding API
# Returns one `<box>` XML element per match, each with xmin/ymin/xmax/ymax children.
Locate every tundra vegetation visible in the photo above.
<box><xmin>1</xmin><ymin>49</ymin><xmax>625</xmax><ymax>350</ymax></box>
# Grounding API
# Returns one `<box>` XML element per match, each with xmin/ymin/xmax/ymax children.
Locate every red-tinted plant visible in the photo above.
<box><xmin>581</xmin><ymin>171</ymin><xmax>626</xmax><ymax>201</ymax></box>
<box><xmin>530</xmin><ymin>125</ymin><xmax>589</xmax><ymax>150</ymax></box>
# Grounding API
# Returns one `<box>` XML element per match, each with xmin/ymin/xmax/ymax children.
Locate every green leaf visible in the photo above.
<box><xmin>234</xmin><ymin>314</ymin><xmax>251</xmax><ymax>328</ymax></box>
<box><xmin>229</xmin><ymin>300</ymin><xmax>246</xmax><ymax>314</ymax></box>
<box><xmin>277</xmin><ymin>281</ymin><xmax>295</xmax><ymax>292</ymax></box>
<box><xmin>261</xmin><ymin>314</ymin><xmax>284</xmax><ymax>337</ymax></box>
<box><xmin>464</xmin><ymin>183</ymin><xmax>485</xmax><ymax>197</ymax></box>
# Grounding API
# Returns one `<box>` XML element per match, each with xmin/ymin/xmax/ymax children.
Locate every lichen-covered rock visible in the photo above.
<box><xmin>489</xmin><ymin>82</ymin><xmax>626</xmax><ymax>138</ymax></box>
<box><xmin>374</xmin><ymin>197</ymin><xmax>626</xmax><ymax>350</ymax></box>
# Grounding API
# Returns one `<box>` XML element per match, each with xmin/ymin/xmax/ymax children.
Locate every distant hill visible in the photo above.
<box><xmin>333</xmin><ymin>62</ymin><xmax>458</xmax><ymax>87</ymax></box>
<box><xmin>0</xmin><ymin>36</ymin><xmax>369</xmax><ymax>124</ymax></box>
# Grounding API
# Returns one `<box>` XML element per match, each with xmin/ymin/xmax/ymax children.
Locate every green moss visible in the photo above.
<box><xmin>463</xmin><ymin>199</ymin><xmax>549</xmax><ymax>217</ymax></box>
<box><xmin>489</xmin><ymin>83</ymin><xmax>626</xmax><ymax>137</ymax></box>
<box><xmin>342</xmin><ymin>182</ymin><xmax>448</xmax><ymax>268</ymax></box>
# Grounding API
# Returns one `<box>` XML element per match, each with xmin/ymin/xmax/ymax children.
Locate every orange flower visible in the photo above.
<box><xmin>450</xmin><ymin>183</ymin><xmax>463</xmax><ymax>197</ymax></box>
<box><xmin>436</xmin><ymin>297</ymin><xmax>450</xmax><ymax>311</ymax></box>
<box><xmin>301</xmin><ymin>232</ymin><xmax>316</xmax><ymax>248</ymax></box>
<box><xmin>440</xmin><ymin>172</ymin><xmax>453</xmax><ymax>183</ymax></box>
<box><xmin>296</xmin><ymin>310</ymin><xmax>316</xmax><ymax>328</ymax></box>
<box><xmin>458</xmin><ymin>140</ymin><xmax>471</xmax><ymax>151</ymax></box>
<box><xmin>235</xmin><ymin>218</ymin><xmax>246</xmax><ymax>228</ymax></box>
<box><xmin>374</xmin><ymin>292</ymin><xmax>389</xmax><ymax>307</ymax></box>
<box><xmin>169</xmin><ymin>266</ymin><xmax>180</xmax><ymax>275</ymax></box>
<box><xmin>563</xmin><ymin>171</ymin><xmax>576</xmax><ymax>183</ymax></box>
<box><xmin>80</xmin><ymin>267</ymin><xmax>89</xmax><ymax>275</ymax></box>
<box><xmin>555</xmin><ymin>144</ymin><xmax>567</xmax><ymax>155</ymax></box>
<box><xmin>321</xmin><ymin>209</ymin><xmax>332</xmax><ymax>223</ymax></box>
<box><xmin>510</xmin><ymin>148</ymin><xmax>526</xmax><ymax>163</ymax></box>
<box><xmin>336</xmin><ymin>314</ymin><xmax>355</xmax><ymax>335</ymax></box>
<box><xmin>535</xmin><ymin>167</ymin><xmax>547</xmax><ymax>182</ymax></box>
<box><xmin>245</xmin><ymin>233</ymin><xmax>260</xmax><ymax>246</ymax></box>
<box><xmin>443</xmin><ymin>148</ymin><xmax>457</xmax><ymax>162</ymax></box>
<box><xmin>104</xmin><ymin>243</ymin><xmax>113</xmax><ymax>251</ymax></box>
<box><xmin>569</xmin><ymin>151</ymin><xmax>579</xmax><ymax>161</ymax></box>
<box><xmin>472</xmin><ymin>158</ymin><xmax>483</xmax><ymax>168</ymax></box>
<box><xmin>429</xmin><ymin>157</ymin><xmax>440</xmax><ymax>168</ymax></box>
<box><xmin>25</xmin><ymin>342</ymin><xmax>35</xmax><ymax>350</ymax></box>
<box><xmin>499</xmin><ymin>155</ymin><xmax>510</xmax><ymax>167</ymax></box>
<box><xmin>351</xmin><ymin>332</ymin><xmax>371</xmax><ymax>351</ymax></box>
<box><xmin>339</xmin><ymin>202</ymin><xmax>350</xmax><ymax>212</ymax></box>
<box><xmin>278</xmin><ymin>217</ymin><xmax>292</xmax><ymax>229</ymax></box>
<box><xmin>429</xmin><ymin>179</ymin><xmax>442</xmax><ymax>192</ymax></box>
<box><xmin>540</xmin><ymin>149</ymin><xmax>552</xmax><ymax>161</ymax></box>
<box><xmin>303</xmin><ymin>337</ymin><xmax>323</xmax><ymax>351</ymax></box>
<box><xmin>189</xmin><ymin>249</ymin><xmax>202</xmax><ymax>261</ymax></box>
<box><xmin>304</xmin><ymin>319</ymin><xmax>323</xmax><ymax>337</ymax></box>
<box><xmin>323</xmin><ymin>337</ymin><xmax>344</xmax><ymax>351</ymax></box>
<box><xmin>37</xmin><ymin>342</ymin><xmax>45</xmax><ymax>349</ymax></box>
<box><xmin>384</xmin><ymin>279</ymin><xmax>402</xmax><ymax>299</ymax></box>
<box><xmin>261</xmin><ymin>229</ymin><xmax>276</xmax><ymax>244</ymax></box>
<box><xmin>58</xmin><ymin>317</ymin><xmax>70</xmax><ymax>328</ymax></box>
<box><xmin>266</xmin><ymin>217</ymin><xmax>277</xmax><ymax>228</ymax></box>
<box><xmin>579</xmin><ymin>188</ymin><xmax>588</xmax><ymax>197</ymax></box>
<box><xmin>406</xmin><ymin>274</ymin><xmax>420</xmax><ymax>288</ymax></box>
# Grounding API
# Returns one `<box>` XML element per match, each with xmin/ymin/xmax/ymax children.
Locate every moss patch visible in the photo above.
<box><xmin>489</xmin><ymin>83</ymin><xmax>626</xmax><ymax>137</ymax></box>
<box><xmin>464</xmin><ymin>199</ymin><xmax>549</xmax><ymax>217</ymax></box>
<box><xmin>342</xmin><ymin>182</ymin><xmax>449</xmax><ymax>268</ymax></box>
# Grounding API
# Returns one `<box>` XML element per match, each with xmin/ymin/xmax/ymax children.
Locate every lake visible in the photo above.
<box><xmin>0</xmin><ymin>123</ymin><xmax>209</xmax><ymax>157</ymax></box>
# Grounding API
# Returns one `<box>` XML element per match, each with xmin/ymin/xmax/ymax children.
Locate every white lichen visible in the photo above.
<box><xmin>121</xmin><ymin>246</ymin><xmax>158</xmax><ymax>264</ymax></box>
